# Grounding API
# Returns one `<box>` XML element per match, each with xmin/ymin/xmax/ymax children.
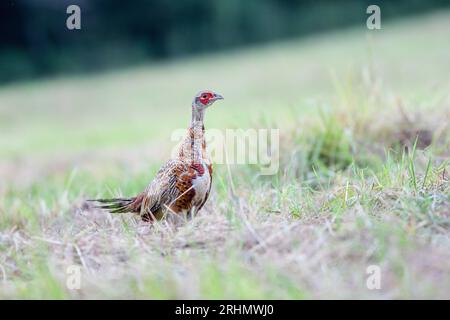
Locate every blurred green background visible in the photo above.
<box><xmin>1</xmin><ymin>0</ymin><xmax>449</xmax><ymax>83</ymax></box>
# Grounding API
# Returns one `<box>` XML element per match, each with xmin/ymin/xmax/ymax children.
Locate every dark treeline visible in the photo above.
<box><xmin>0</xmin><ymin>0</ymin><xmax>448</xmax><ymax>83</ymax></box>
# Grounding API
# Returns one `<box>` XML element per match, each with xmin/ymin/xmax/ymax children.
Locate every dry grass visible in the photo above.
<box><xmin>0</xmin><ymin>142</ymin><xmax>448</xmax><ymax>298</ymax></box>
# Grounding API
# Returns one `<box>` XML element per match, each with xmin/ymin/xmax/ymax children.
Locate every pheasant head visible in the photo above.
<box><xmin>192</xmin><ymin>90</ymin><xmax>224</xmax><ymax>122</ymax></box>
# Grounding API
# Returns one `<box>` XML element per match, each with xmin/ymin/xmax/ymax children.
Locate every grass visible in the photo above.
<box><xmin>0</xmin><ymin>11</ymin><xmax>449</xmax><ymax>299</ymax></box>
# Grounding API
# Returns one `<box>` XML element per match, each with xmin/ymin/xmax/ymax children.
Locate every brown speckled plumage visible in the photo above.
<box><xmin>90</xmin><ymin>91</ymin><xmax>223</xmax><ymax>221</ymax></box>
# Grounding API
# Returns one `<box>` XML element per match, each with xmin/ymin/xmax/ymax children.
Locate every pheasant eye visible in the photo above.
<box><xmin>202</xmin><ymin>94</ymin><xmax>208</xmax><ymax>99</ymax></box>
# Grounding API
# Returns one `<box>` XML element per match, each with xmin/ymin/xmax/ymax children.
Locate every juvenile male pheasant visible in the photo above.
<box><xmin>90</xmin><ymin>91</ymin><xmax>223</xmax><ymax>221</ymax></box>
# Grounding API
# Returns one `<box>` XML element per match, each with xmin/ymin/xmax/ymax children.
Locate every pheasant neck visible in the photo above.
<box><xmin>191</xmin><ymin>104</ymin><xmax>205</xmax><ymax>123</ymax></box>
<box><xmin>189</xmin><ymin>105</ymin><xmax>206</xmax><ymax>164</ymax></box>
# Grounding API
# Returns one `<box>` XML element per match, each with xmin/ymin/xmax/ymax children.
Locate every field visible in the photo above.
<box><xmin>0</xmin><ymin>11</ymin><xmax>449</xmax><ymax>299</ymax></box>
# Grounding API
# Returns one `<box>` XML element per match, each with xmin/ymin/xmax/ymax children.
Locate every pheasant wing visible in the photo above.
<box><xmin>139</xmin><ymin>159</ymin><xmax>195</xmax><ymax>219</ymax></box>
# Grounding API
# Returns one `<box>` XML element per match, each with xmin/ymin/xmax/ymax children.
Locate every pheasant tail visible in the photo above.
<box><xmin>88</xmin><ymin>196</ymin><xmax>142</xmax><ymax>214</ymax></box>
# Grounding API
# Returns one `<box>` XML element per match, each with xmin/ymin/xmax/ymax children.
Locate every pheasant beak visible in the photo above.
<box><xmin>213</xmin><ymin>93</ymin><xmax>224</xmax><ymax>101</ymax></box>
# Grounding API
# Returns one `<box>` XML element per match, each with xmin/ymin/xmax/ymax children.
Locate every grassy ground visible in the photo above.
<box><xmin>0</xmin><ymin>11</ymin><xmax>449</xmax><ymax>299</ymax></box>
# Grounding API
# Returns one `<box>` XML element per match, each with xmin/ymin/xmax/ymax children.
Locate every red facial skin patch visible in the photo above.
<box><xmin>198</xmin><ymin>92</ymin><xmax>214</xmax><ymax>105</ymax></box>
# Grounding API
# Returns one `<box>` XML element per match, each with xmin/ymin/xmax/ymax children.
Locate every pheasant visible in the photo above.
<box><xmin>90</xmin><ymin>90</ymin><xmax>224</xmax><ymax>222</ymax></box>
